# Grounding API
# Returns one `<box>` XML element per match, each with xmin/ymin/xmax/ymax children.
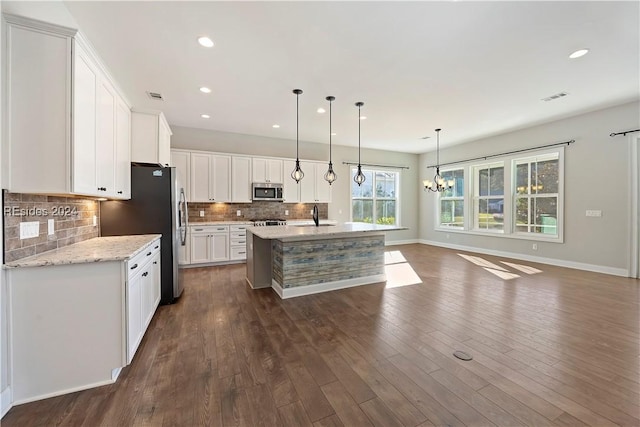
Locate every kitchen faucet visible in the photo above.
<box><xmin>313</xmin><ymin>204</ymin><xmax>319</xmax><ymax>227</ymax></box>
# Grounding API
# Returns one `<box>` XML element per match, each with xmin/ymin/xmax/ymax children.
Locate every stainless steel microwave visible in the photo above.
<box><xmin>252</xmin><ymin>182</ymin><xmax>284</xmax><ymax>201</ymax></box>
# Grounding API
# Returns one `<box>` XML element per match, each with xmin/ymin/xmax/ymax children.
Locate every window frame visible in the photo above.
<box><xmin>472</xmin><ymin>161</ymin><xmax>506</xmax><ymax>234</ymax></box>
<box><xmin>432</xmin><ymin>146</ymin><xmax>564</xmax><ymax>243</ymax></box>
<box><xmin>350</xmin><ymin>167</ymin><xmax>401</xmax><ymax>226</ymax></box>
<box><xmin>436</xmin><ymin>167</ymin><xmax>466</xmax><ymax>230</ymax></box>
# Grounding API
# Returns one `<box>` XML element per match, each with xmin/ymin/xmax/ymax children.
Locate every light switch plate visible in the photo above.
<box><xmin>48</xmin><ymin>219</ymin><xmax>55</xmax><ymax>235</ymax></box>
<box><xmin>236</xmin><ymin>210</ymin><xmax>241</xmax><ymax>217</ymax></box>
<box><xmin>199</xmin><ymin>210</ymin><xmax>205</xmax><ymax>217</ymax></box>
<box><xmin>92</xmin><ymin>215</ymin><xmax>97</xmax><ymax>226</ymax></box>
<box><xmin>285</xmin><ymin>210</ymin><xmax>289</xmax><ymax>216</ymax></box>
<box><xmin>19</xmin><ymin>221</ymin><xmax>39</xmax><ymax>239</ymax></box>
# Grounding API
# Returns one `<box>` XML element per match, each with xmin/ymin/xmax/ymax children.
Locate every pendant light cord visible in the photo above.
<box><xmin>358</xmin><ymin>104</ymin><xmax>361</xmax><ymax>163</ymax></box>
<box><xmin>296</xmin><ymin>92</ymin><xmax>299</xmax><ymax>159</ymax></box>
<box><xmin>329</xmin><ymin>100</ymin><xmax>332</xmax><ymax>161</ymax></box>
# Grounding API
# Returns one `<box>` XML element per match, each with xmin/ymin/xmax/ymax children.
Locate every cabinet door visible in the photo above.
<box><xmin>315</xmin><ymin>162</ymin><xmax>332</xmax><ymax>202</ymax></box>
<box><xmin>96</xmin><ymin>78</ymin><xmax>116</xmax><ymax>197</ymax></box>
<box><xmin>127</xmin><ymin>272</ymin><xmax>143</xmax><ymax>363</ymax></box>
<box><xmin>190</xmin><ymin>153</ymin><xmax>212</xmax><ymax>202</ymax></box>
<box><xmin>151</xmin><ymin>253</ymin><xmax>161</xmax><ymax>309</ymax></box>
<box><xmin>282</xmin><ymin>160</ymin><xmax>300</xmax><ymax>203</ymax></box>
<box><xmin>140</xmin><ymin>268</ymin><xmax>153</xmax><ymax>331</ymax></box>
<box><xmin>158</xmin><ymin>118</ymin><xmax>171</xmax><ymax>167</ymax></box>
<box><xmin>211</xmin><ymin>155</ymin><xmax>231</xmax><ymax>202</ymax></box>
<box><xmin>115</xmin><ymin>98</ymin><xmax>131</xmax><ymax>198</ymax></box>
<box><xmin>190</xmin><ymin>233</ymin><xmax>211</xmax><ymax>263</ymax></box>
<box><xmin>252</xmin><ymin>158</ymin><xmax>267</xmax><ymax>182</ymax></box>
<box><xmin>299</xmin><ymin>161</ymin><xmax>316</xmax><ymax>203</ymax></box>
<box><xmin>73</xmin><ymin>45</ymin><xmax>98</xmax><ymax>195</ymax></box>
<box><xmin>267</xmin><ymin>159</ymin><xmax>284</xmax><ymax>184</ymax></box>
<box><xmin>210</xmin><ymin>233</ymin><xmax>229</xmax><ymax>262</ymax></box>
<box><xmin>171</xmin><ymin>150</ymin><xmax>191</xmax><ymax>201</ymax></box>
<box><xmin>231</xmin><ymin>156</ymin><xmax>252</xmax><ymax>202</ymax></box>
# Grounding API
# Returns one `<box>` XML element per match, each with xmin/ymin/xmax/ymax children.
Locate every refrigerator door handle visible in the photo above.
<box><xmin>179</xmin><ymin>188</ymin><xmax>188</xmax><ymax>246</ymax></box>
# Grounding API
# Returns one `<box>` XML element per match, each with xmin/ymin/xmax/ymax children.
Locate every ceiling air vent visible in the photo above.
<box><xmin>147</xmin><ymin>91</ymin><xmax>164</xmax><ymax>101</ymax></box>
<box><xmin>542</xmin><ymin>92</ymin><xmax>568</xmax><ymax>102</ymax></box>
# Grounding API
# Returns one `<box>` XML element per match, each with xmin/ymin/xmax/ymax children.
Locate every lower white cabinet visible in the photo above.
<box><xmin>190</xmin><ymin>225</ymin><xmax>229</xmax><ymax>264</ymax></box>
<box><xmin>230</xmin><ymin>225</ymin><xmax>248</xmax><ymax>260</ymax></box>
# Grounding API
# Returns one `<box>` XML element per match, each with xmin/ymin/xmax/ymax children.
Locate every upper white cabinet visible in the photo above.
<box><xmin>131</xmin><ymin>110</ymin><xmax>172</xmax><ymax>166</ymax></box>
<box><xmin>299</xmin><ymin>161</ymin><xmax>332</xmax><ymax>203</ymax></box>
<box><xmin>252</xmin><ymin>158</ymin><xmax>284</xmax><ymax>183</ymax></box>
<box><xmin>190</xmin><ymin>153</ymin><xmax>231</xmax><ymax>202</ymax></box>
<box><xmin>282</xmin><ymin>159</ymin><xmax>300</xmax><ymax>203</ymax></box>
<box><xmin>171</xmin><ymin>149</ymin><xmax>191</xmax><ymax>200</ymax></box>
<box><xmin>3</xmin><ymin>15</ymin><xmax>131</xmax><ymax>199</ymax></box>
<box><xmin>115</xmin><ymin>98</ymin><xmax>132</xmax><ymax>198</ymax></box>
<box><xmin>231</xmin><ymin>156</ymin><xmax>252</xmax><ymax>202</ymax></box>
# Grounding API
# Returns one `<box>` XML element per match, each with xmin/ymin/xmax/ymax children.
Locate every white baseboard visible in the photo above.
<box><xmin>12</xmin><ymin>378</ymin><xmax>116</xmax><ymax>406</ymax></box>
<box><xmin>419</xmin><ymin>239</ymin><xmax>629</xmax><ymax>277</ymax></box>
<box><xmin>272</xmin><ymin>273</ymin><xmax>387</xmax><ymax>299</ymax></box>
<box><xmin>1</xmin><ymin>386</ymin><xmax>12</xmax><ymax>418</ymax></box>
<box><xmin>385</xmin><ymin>239</ymin><xmax>419</xmax><ymax>246</ymax></box>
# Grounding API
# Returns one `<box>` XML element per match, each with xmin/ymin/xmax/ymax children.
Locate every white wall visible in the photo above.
<box><xmin>419</xmin><ymin>101</ymin><xmax>640</xmax><ymax>275</ymax></box>
<box><xmin>171</xmin><ymin>126</ymin><xmax>420</xmax><ymax>243</ymax></box>
<box><xmin>1</xmin><ymin>0</ymin><xmax>10</xmax><ymax>415</ymax></box>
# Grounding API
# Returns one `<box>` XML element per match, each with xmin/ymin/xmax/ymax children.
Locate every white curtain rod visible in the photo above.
<box><xmin>342</xmin><ymin>161</ymin><xmax>410</xmax><ymax>170</ymax></box>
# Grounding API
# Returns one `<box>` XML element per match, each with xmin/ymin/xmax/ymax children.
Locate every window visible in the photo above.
<box><xmin>351</xmin><ymin>168</ymin><xmax>399</xmax><ymax>225</ymax></box>
<box><xmin>514</xmin><ymin>153</ymin><xmax>559</xmax><ymax>236</ymax></box>
<box><xmin>473</xmin><ymin>162</ymin><xmax>504</xmax><ymax>231</ymax></box>
<box><xmin>438</xmin><ymin>169</ymin><xmax>464</xmax><ymax>229</ymax></box>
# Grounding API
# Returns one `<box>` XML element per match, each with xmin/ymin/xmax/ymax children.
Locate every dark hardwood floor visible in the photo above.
<box><xmin>3</xmin><ymin>244</ymin><xmax>639</xmax><ymax>426</ymax></box>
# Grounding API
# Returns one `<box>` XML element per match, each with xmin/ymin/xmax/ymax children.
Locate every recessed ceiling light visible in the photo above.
<box><xmin>317</xmin><ymin>108</ymin><xmax>326</xmax><ymax>114</ymax></box>
<box><xmin>272</xmin><ymin>124</ymin><xmax>280</xmax><ymax>128</ymax></box>
<box><xmin>360</xmin><ymin>116</ymin><xmax>367</xmax><ymax>120</ymax></box>
<box><xmin>197</xmin><ymin>36</ymin><xmax>214</xmax><ymax>48</ymax></box>
<box><xmin>201</xmin><ymin>114</ymin><xmax>210</xmax><ymax>119</ymax></box>
<box><xmin>199</xmin><ymin>87</ymin><xmax>211</xmax><ymax>94</ymax></box>
<box><xmin>569</xmin><ymin>48</ymin><xmax>589</xmax><ymax>59</ymax></box>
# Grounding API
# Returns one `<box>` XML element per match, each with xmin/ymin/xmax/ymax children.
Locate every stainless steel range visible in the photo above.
<box><xmin>252</xmin><ymin>219</ymin><xmax>287</xmax><ymax>226</ymax></box>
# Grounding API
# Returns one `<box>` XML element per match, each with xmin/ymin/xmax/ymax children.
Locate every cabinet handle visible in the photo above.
<box><xmin>142</xmin><ymin>272</ymin><xmax>149</xmax><ymax>277</ymax></box>
<box><xmin>194</xmin><ymin>228</ymin><xmax>203</xmax><ymax>231</ymax></box>
<box><xmin>117</xmin><ymin>191</ymin><xmax>123</xmax><ymax>194</ymax></box>
<box><xmin>153</xmin><ymin>261</ymin><xmax>158</xmax><ymax>265</ymax></box>
<box><xmin>130</xmin><ymin>263</ymin><xmax>138</xmax><ymax>270</ymax></box>
<box><xmin>146</xmin><ymin>252</ymin><xmax>152</xmax><ymax>256</ymax></box>
<box><xmin>154</xmin><ymin>245</ymin><xmax>159</xmax><ymax>249</ymax></box>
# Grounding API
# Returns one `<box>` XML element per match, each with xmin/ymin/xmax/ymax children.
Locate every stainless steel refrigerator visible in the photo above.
<box><xmin>100</xmin><ymin>165</ymin><xmax>187</xmax><ymax>304</ymax></box>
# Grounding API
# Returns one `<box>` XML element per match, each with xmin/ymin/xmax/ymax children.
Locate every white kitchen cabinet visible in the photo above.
<box><xmin>115</xmin><ymin>98</ymin><xmax>132</xmax><ymax>198</ymax></box>
<box><xmin>131</xmin><ymin>110</ymin><xmax>172</xmax><ymax>166</ymax></box>
<box><xmin>126</xmin><ymin>269</ymin><xmax>143</xmax><ymax>363</ymax></box>
<box><xmin>231</xmin><ymin>156</ymin><xmax>252</xmax><ymax>202</ymax></box>
<box><xmin>300</xmin><ymin>161</ymin><xmax>332</xmax><ymax>203</ymax></box>
<box><xmin>171</xmin><ymin>149</ymin><xmax>191</xmax><ymax>200</ymax></box>
<box><xmin>190</xmin><ymin>225</ymin><xmax>229</xmax><ymax>264</ymax></box>
<box><xmin>190</xmin><ymin>153</ymin><xmax>231</xmax><ymax>202</ymax></box>
<box><xmin>282</xmin><ymin>159</ymin><xmax>300</xmax><ymax>203</ymax></box>
<box><xmin>230</xmin><ymin>225</ymin><xmax>248</xmax><ymax>260</ymax></box>
<box><xmin>3</xmin><ymin>15</ymin><xmax>131</xmax><ymax>199</ymax></box>
<box><xmin>252</xmin><ymin>158</ymin><xmax>284</xmax><ymax>183</ymax></box>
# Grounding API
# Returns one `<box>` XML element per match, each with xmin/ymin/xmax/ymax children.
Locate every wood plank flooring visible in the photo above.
<box><xmin>3</xmin><ymin>244</ymin><xmax>639</xmax><ymax>426</ymax></box>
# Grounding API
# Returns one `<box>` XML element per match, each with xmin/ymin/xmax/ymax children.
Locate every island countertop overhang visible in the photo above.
<box><xmin>246</xmin><ymin>222</ymin><xmax>407</xmax><ymax>242</ymax></box>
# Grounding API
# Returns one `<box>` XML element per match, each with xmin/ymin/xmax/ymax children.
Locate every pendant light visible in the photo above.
<box><xmin>353</xmin><ymin>101</ymin><xmax>366</xmax><ymax>186</ymax></box>
<box><xmin>324</xmin><ymin>96</ymin><xmax>337</xmax><ymax>185</ymax></box>
<box><xmin>291</xmin><ymin>89</ymin><xmax>304</xmax><ymax>183</ymax></box>
<box><xmin>423</xmin><ymin>128</ymin><xmax>454</xmax><ymax>192</ymax></box>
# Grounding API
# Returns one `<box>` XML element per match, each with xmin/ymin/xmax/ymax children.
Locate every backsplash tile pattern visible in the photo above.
<box><xmin>188</xmin><ymin>202</ymin><xmax>328</xmax><ymax>223</ymax></box>
<box><xmin>3</xmin><ymin>191</ymin><xmax>99</xmax><ymax>263</ymax></box>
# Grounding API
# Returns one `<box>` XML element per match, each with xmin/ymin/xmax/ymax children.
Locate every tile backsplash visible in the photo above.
<box><xmin>188</xmin><ymin>202</ymin><xmax>328</xmax><ymax>222</ymax></box>
<box><xmin>3</xmin><ymin>191</ymin><xmax>99</xmax><ymax>263</ymax></box>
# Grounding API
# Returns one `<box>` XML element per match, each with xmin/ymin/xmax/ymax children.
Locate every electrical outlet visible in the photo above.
<box><xmin>532</xmin><ymin>243</ymin><xmax>538</xmax><ymax>251</ymax></box>
<box><xmin>586</xmin><ymin>210</ymin><xmax>602</xmax><ymax>217</ymax></box>
<box><xmin>92</xmin><ymin>215</ymin><xmax>97</xmax><ymax>226</ymax></box>
<box><xmin>48</xmin><ymin>219</ymin><xmax>55</xmax><ymax>235</ymax></box>
<box><xmin>19</xmin><ymin>221</ymin><xmax>39</xmax><ymax>239</ymax></box>
<box><xmin>199</xmin><ymin>210</ymin><xmax>205</xmax><ymax>217</ymax></box>
<box><xmin>236</xmin><ymin>210</ymin><xmax>241</xmax><ymax>217</ymax></box>
<box><xmin>310</xmin><ymin>210</ymin><xmax>313</xmax><ymax>215</ymax></box>
<box><xmin>284</xmin><ymin>210</ymin><xmax>289</xmax><ymax>216</ymax></box>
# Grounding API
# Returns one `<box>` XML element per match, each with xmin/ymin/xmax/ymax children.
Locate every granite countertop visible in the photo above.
<box><xmin>4</xmin><ymin>234</ymin><xmax>162</xmax><ymax>268</ymax></box>
<box><xmin>247</xmin><ymin>222</ymin><xmax>406</xmax><ymax>241</ymax></box>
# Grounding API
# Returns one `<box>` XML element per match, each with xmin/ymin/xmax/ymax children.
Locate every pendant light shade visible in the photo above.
<box><xmin>353</xmin><ymin>102</ymin><xmax>366</xmax><ymax>186</ymax></box>
<box><xmin>424</xmin><ymin>128</ymin><xmax>454</xmax><ymax>193</ymax></box>
<box><xmin>324</xmin><ymin>96</ymin><xmax>337</xmax><ymax>185</ymax></box>
<box><xmin>291</xmin><ymin>89</ymin><xmax>304</xmax><ymax>183</ymax></box>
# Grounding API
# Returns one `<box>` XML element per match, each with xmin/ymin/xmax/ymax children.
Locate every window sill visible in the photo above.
<box><xmin>435</xmin><ymin>227</ymin><xmax>563</xmax><ymax>243</ymax></box>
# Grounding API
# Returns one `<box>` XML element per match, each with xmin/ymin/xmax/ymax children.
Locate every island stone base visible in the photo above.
<box><xmin>271</xmin><ymin>234</ymin><xmax>386</xmax><ymax>299</ymax></box>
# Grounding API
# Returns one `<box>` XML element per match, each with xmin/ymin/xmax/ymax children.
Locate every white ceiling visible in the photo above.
<box><xmin>62</xmin><ymin>1</ymin><xmax>639</xmax><ymax>154</ymax></box>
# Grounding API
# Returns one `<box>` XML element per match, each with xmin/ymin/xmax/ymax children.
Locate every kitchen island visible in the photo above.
<box><xmin>246</xmin><ymin>223</ymin><xmax>406</xmax><ymax>298</ymax></box>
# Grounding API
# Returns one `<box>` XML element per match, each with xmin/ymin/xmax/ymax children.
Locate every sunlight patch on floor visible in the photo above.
<box><xmin>457</xmin><ymin>253</ymin><xmax>508</xmax><ymax>271</ymax></box>
<box><xmin>483</xmin><ymin>267</ymin><xmax>521</xmax><ymax>280</ymax></box>
<box><xmin>384</xmin><ymin>251</ymin><xmax>422</xmax><ymax>288</ymax></box>
<box><xmin>500</xmin><ymin>261</ymin><xmax>543</xmax><ymax>274</ymax></box>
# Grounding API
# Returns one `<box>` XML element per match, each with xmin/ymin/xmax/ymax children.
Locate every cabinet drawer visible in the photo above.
<box><xmin>190</xmin><ymin>225</ymin><xmax>229</xmax><ymax>234</ymax></box>
<box><xmin>230</xmin><ymin>246</ymin><xmax>247</xmax><ymax>260</ymax></box>
<box><xmin>230</xmin><ymin>231</ymin><xmax>246</xmax><ymax>239</ymax></box>
<box><xmin>231</xmin><ymin>238</ymin><xmax>246</xmax><ymax>246</ymax></box>
<box><xmin>127</xmin><ymin>239</ymin><xmax>160</xmax><ymax>276</ymax></box>
<box><xmin>230</xmin><ymin>225</ymin><xmax>249</xmax><ymax>232</ymax></box>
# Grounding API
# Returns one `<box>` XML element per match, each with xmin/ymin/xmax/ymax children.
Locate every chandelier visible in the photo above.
<box><xmin>423</xmin><ymin>128</ymin><xmax>454</xmax><ymax>192</ymax></box>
